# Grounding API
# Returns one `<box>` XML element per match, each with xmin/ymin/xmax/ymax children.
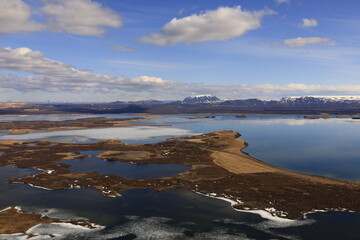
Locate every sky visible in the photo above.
<box><xmin>0</xmin><ymin>0</ymin><xmax>360</xmax><ymax>102</ymax></box>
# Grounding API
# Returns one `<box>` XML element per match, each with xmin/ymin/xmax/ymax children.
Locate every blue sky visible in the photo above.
<box><xmin>0</xmin><ymin>0</ymin><xmax>360</xmax><ymax>102</ymax></box>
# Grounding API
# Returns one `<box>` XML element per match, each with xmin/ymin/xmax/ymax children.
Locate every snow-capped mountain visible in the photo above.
<box><xmin>280</xmin><ymin>96</ymin><xmax>360</xmax><ymax>104</ymax></box>
<box><xmin>182</xmin><ymin>95</ymin><xmax>222</xmax><ymax>104</ymax></box>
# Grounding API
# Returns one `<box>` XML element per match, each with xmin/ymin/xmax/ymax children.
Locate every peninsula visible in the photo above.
<box><xmin>0</xmin><ymin>117</ymin><xmax>167</xmax><ymax>135</ymax></box>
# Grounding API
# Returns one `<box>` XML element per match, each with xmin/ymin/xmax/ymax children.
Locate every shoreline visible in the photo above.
<box><xmin>194</xmin><ymin>191</ymin><xmax>296</xmax><ymax>222</ymax></box>
<box><xmin>0</xmin><ymin>113</ymin><xmax>93</xmax><ymax>117</ymax></box>
<box><xmin>194</xmin><ymin>191</ymin><xmax>358</xmax><ymax>223</ymax></box>
<box><xmin>0</xmin><ymin>206</ymin><xmax>103</xmax><ymax>236</ymax></box>
<box><xmin>0</xmin><ymin>116</ymin><xmax>171</xmax><ymax>135</ymax></box>
<box><xmin>0</xmin><ymin>130</ymin><xmax>358</xmax><ymax>220</ymax></box>
<box><xmin>211</xmin><ymin>134</ymin><xmax>354</xmax><ymax>185</ymax></box>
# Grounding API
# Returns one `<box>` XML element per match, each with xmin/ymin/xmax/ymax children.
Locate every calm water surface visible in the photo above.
<box><xmin>140</xmin><ymin>114</ymin><xmax>360</xmax><ymax>181</ymax></box>
<box><xmin>61</xmin><ymin>151</ymin><xmax>189</xmax><ymax>178</ymax></box>
<box><xmin>0</xmin><ymin>114</ymin><xmax>359</xmax><ymax>239</ymax></box>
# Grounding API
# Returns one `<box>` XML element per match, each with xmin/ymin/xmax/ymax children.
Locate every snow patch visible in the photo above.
<box><xmin>194</xmin><ymin>94</ymin><xmax>215</xmax><ymax>98</ymax></box>
<box><xmin>0</xmin><ymin>206</ymin><xmax>12</xmax><ymax>212</ymax></box>
<box><xmin>28</xmin><ymin>183</ymin><xmax>52</xmax><ymax>190</ymax></box>
<box><xmin>0</xmin><ymin>208</ymin><xmax>103</xmax><ymax>240</ymax></box>
<box><xmin>194</xmin><ymin>191</ymin><xmax>297</xmax><ymax>223</ymax></box>
<box><xmin>239</xmin><ymin>209</ymin><xmax>295</xmax><ymax>223</ymax></box>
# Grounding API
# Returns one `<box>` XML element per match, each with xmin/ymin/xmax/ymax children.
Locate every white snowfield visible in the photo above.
<box><xmin>193</xmin><ymin>94</ymin><xmax>216</xmax><ymax>98</ymax></box>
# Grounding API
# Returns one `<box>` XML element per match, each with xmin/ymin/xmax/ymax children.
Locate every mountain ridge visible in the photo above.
<box><xmin>182</xmin><ymin>95</ymin><xmax>222</xmax><ymax>104</ymax></box>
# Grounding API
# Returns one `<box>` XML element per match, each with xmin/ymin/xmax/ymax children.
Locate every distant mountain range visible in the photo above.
<box><xmin>182</xmin><ymin>95</ymin><xmax>222</xmax><ymax>104</ymax></box>
<box><xmin>84</xmin><ymin>95</ymin><xmax>356</xmax><ymax>115</ymax></box>
<box><xmin>280</xmin><ymin>96</ymin><xmax>360</xmax><ymax>104</ymax></box>
<box><xmin>111</xmin><ymin>95</ymin><xmax>360</xmax><ymax>106</ymax></box>
<box><xmin>222</xmin><ymin>96</ymin><xmax>360</xmax><ymax>106</ymax></box>
<box><xmin>3</xmin><ymin>95</ymin><xmax>359</xmax><ymax>116</ymax></box>
<box><xmin>111</xmin><ymin>100</ymin><xmax>166</xmax><ymax>105</ymax></box>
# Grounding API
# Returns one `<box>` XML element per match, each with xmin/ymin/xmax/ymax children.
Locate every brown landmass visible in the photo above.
<box><xmin>0</xmin><ymin>130</ymin><xmax>359</xmax><ymax>220</ymax></box>
<box><xmin>0</xmin><ymin>117</ymin><xmax>169</xmax><ymax>135</ymax></box>
<box><xmin>0</xmin><ymin>103</ymin><xmax>34</xmax><ymax>109</ymax></box>
<box><xmin>0</xmin><ymin>206</ymin><xmax>98</xmax><ymax>235</ymax></box>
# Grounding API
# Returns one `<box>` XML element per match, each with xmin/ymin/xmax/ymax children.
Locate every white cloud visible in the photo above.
<box><xmin>140</xmin><ymin>6</ymin><xmax>275</xmax><ymax>46</ymax></box>
<box><xmin>110</xmin><ymin>45</ymin><xmax>137</xmax><ymax>52</ymax></box>
<box><xmin>1</xmin><ymin>47</ymin><xmax>359</xmax><ymax>100</ymax></box>
<box><xmin>0</xmin><ymin>47</ymin><xmax>170</xmax><ymax>92</ymax></box>
<box><xmin>283</xmin><ymin>37</ymin><xmax>337</xmax><ymax>47</ymax></box>
<box><xmin>0</xmin><ymin>0</ymin><xmax>45</xmax><ymax>35</ymax></box>
<box><xmin>275</xmin><ymin>0</ymin><xmax>290</xmax><ymax>4</ymax></box>
<box><xmin>42</xmin><ymin>0</ymin><xmax>122</xmax><ymax>36</ymax></box>
<box><xmin>0</xmin><ymin>47</ymin><xmax>74</xmax><ymax>76</ymax></box>
<box><xmin>0</xmin><ymin>0</ymin><xmax>122</xmax><ymax>36</ymax></box>
<box><xmin>300</xmin><ymin>18</ymin><xmax>318</xmax><ymax>27</ymax></box>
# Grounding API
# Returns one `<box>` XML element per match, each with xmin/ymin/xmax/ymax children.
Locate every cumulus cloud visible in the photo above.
<box><xmin>0</xmin><ymin>0</ymin><xmax>122</xmax><ymax>36</ymax></box>
<box><xmin>300</xmin><ymin>18</ymin><xmax>318</xmax><ymax>27</ymax></box>
<box><xmin>0</xmin><ymin>47</ymin><xmax>74</xmax><ymax>76</ymax></box>
<box><xmin>283</xmin><ymin>37</ymin><xmax>337</xmax><ymax>47</ymax></box>
<box><xmin>0</xmin><ymin>47</ymin><xmax>170</xmax><ymax>92</ymax></box>
<box><xmin>1</xmin><ymin>47</ymin><xmax>358</xmax><ymax>99</ymax></box>
<box><xmin>110</xmin><ymin>45</ymin><xmax>137</xmax><ymax>52</ymax></box>
<box><xmin>42</xmin><ymin>0</ymin><xmax>122</xmax><ymax>36</ymax></box>
<box><xmin>0</xmin><ymin>0</ymin><xmax>45</xmax><ymax>35</ymax></box>
<box><xmin>140</xmin><ymin>6</ymin><xmax>275</xmax><ymax>46</ymax></box>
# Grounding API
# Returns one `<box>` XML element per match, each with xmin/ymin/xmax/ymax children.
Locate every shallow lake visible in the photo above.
<box><xmin>61</xmin><ymin>151</ymin><xmax>189</xmax><ymax>179</ymax></box>
<box><xmin>0</xmin><ymin>114</ymin><xmax>359</xmax><ymax>239</ymax></box>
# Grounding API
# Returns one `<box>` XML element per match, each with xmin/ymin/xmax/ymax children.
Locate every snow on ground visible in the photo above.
<box><xmin>0</xmin><ymin>222</ymin><xmax>103</xmax><ymax>240</ymax></box>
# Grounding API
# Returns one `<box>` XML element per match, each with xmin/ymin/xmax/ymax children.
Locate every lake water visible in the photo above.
<box><xmin>61</xmin><ymin>151</ymin><xmax>189</xmax><ymax>179</ymax></box>
<box><xmin>0</xmin><ymin>114</ymin><xmax>359</xmax><ymax>239</ymax></box>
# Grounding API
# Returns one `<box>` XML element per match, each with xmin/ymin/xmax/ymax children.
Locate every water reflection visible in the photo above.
<box><xmin>0</xmin><ymin>126</ymin><xmax>196</xmax><ymax>143</ymax></box>
<box><xmin>140</xmin><ymin>114</ymin><xmax>360</xmax><ymax>181</ymax></box>
<box><xmin>61</xmin><ymin>151</ymin><xmax>189</xmax><ymax>179</ymax></box>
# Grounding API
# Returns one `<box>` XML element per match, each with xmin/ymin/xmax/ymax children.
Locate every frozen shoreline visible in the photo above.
<box><xmin>0</xmin><ymin>206</ymin><xmax>103</xmax><ymax>240</ymax></box>
<box><xmin>194</xmin><ymin>191</ymin><xmax>297</xmax><ymax>222</ymax></box>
